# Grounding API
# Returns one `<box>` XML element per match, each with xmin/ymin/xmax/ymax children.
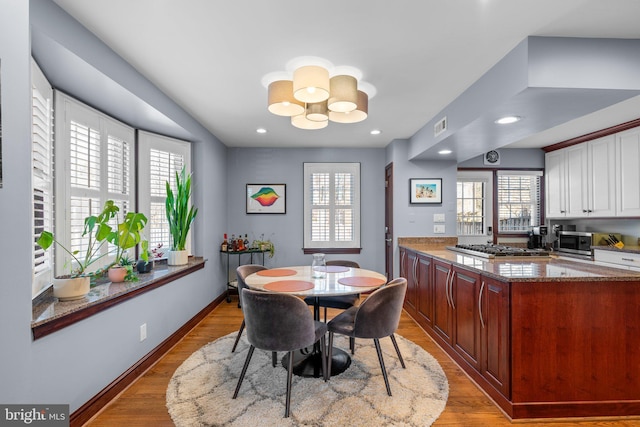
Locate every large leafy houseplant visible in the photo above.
<box><xmin>165</xmin><ymin>167</ymin><xmax>198</xmax><ymax>265</ymax></box>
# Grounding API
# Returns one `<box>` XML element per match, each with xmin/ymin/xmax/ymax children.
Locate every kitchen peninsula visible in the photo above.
<box><xmin>399</xmin><ymin>238</ymin><xmax>640</xmax><ymax>421</ymax></box>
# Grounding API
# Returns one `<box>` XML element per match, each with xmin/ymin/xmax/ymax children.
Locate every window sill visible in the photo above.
<box><xmin>303</xmin><ymin>248</ymin><xmax>362</xmax><ymax>255</ymax></box>
<box><xmin>31</xmin><ymin>257</ymin><xmax>206</xmax><ymax>340</ymax></box>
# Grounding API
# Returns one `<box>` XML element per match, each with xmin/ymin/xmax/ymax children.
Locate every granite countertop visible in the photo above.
<box><xmin>399</xmin><ymin>240</ymin><xmax>640</xmax><ymax>282</ymax></box>
<box><xmin>32</xmin><ymin>257</ymin><xmax>205</xmax><ymax>328</ymax></box>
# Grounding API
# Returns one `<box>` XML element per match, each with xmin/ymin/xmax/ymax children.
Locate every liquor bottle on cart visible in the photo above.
<box><xmin>221</xmin><ymin>234</ymin><xmax>228</xmax><ymax>252</ymax></box>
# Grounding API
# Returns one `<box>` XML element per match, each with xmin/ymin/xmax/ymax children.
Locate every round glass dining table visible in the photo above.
<box><xmin>244</xmin><ymin>265</ymin><xmax>388</xmax><ymax>378</ymax></box>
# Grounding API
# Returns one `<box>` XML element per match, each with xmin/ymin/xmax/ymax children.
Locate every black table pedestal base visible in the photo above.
<box><xmin>282</xmin><ymin>347</ymin><xmax>351</xmax><ymax>378</ymax></box>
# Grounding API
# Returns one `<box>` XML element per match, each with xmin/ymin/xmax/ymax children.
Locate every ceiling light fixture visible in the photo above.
<box><xmin>438</xmin><ymin>149</ymin><xmax>452</xmax><ymax>155</ymax></box>
<box><xmin>256</xmin><ymin>128</ymin><xmax>267</xmax><ymax>134</ymax></box>
<box><xmin>266</xmin><ymin>59</ymin><xmax>373</xmax><ymax>130</ymax></box>
<box><xmin>370</xmin><ymin>129</ymin><xmax>381</xmax><ymax>135</ymax></box>
<box><xmin>494</xmin><ymin>115</ymin><xmax>522</xmax><ymax>125</ymax></box>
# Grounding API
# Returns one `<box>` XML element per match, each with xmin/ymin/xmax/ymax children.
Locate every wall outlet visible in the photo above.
<box><xmin>433</xmin><ymin>213</ymin><xmax>445</xmax><ymax>223</ymax></box>
<box><xmin>140</xmin><ymin>323</ymin><xmax>147</xmax><ymax>342</ymax></box>
<box><xmin>434</xmin><ymin>224</ymin><xmax>445</xmax><ymax>234</ymax></box>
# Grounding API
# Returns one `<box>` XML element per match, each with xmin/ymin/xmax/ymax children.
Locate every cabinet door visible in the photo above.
<box><xmin>405</xmin><ymin>250</ymin><xmax>418</xmax><ymax>313</ymax></box>
<box><xmin>432</xmin><ymin>259</ymin><xmax>453</xmax><ymax>345</ymax></box>
<box><xmin>616</xmin><ymin>128</ymin><xmax>640</xmax><ymax>216</ymax></box>
<box><xmin>416</xmin><ymin>254</ymin><xmax>433</xmax><ymax>328</ymax></box>
<box><xmin>545</xmin><ymin>150</ymin><xmax>566</xmax><ymax>218</ymax></box>
<box><xmin>565</xmin><ymin>144</ymin><xmax>589</xmax><ymax>217</ymax></box>
<box><xmin>452</xmin><ymin>266</ymin><xmax>482</xmax><ymax>372</ymax></box>
<box><xmin>588</xmin><ymin>135</ymin><xmax>616</xmax><ymax>217</ymax></box>
<box><xmin>480</xmin><ymin>276</ymin><xmax>511</xmax><ymax>398</ymax></box>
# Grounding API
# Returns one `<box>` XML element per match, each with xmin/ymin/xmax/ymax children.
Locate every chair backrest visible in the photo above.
<box><xmin>236</xmin><ymin>264</ymin><xmax>267</xmax><ymax>293</ymax></box>
<box><xmin>353</xmin><ymin>277</ymin><xmax>407</xmax><ymax>339</ymax></box>
<box><xmin>326</xmin><ymin>260</ymin><xmax>360</xmax><ymax>268</ymax></box>
<box><xmin>241</xmin><ymin>289</ymin><xmax>319</xmax><ymax>352</ymax></box>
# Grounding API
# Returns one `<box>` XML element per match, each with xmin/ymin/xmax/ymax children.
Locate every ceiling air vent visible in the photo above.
<box><xmin>434</xmin><ymin>116</ymin><xmax>447</xmax><ymax>137</ymax></box>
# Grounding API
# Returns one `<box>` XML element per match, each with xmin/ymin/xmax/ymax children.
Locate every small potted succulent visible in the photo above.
<box><xmin>137</xmin><ymin>243</ymin><xmax>163</xmax><ymax>274</ymax></box>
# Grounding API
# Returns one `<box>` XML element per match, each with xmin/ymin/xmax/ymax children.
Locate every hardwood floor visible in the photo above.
<box><xmin>85</xmin><ymin>297</ymin><xmax>639</xmax><ymax>426</ymax></box>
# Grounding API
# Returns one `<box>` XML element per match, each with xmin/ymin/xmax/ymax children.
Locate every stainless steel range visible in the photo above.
<box><xmin>447</xmin><ymin>244</ymin><xmax>551</xmax><ymax>259</ymax></box>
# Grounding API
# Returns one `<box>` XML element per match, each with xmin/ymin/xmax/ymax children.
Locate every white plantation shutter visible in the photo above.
<box><xmin>55</xmin><ymin>92</ymin><xmax>135</xmax><ymax>275</ymax></box>
<box><xmin>138</xmin><ymin>131</ymin><xmax>191</xmax><ymax>255</ymax></box>
<box><xmin>304</xmin><ymin>163</ymin><xmax>360</xmax><ymax>249</ymax></box>
<box><xmin>32</xmin><ymin>59</ymin><xmax>54</xmax><ymax>297</ymax></box>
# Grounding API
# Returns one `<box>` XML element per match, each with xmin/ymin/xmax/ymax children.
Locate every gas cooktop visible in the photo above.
<box><xmin>446</xmin><ymin>244</ymin><xmax>551</xmax><ymax>259</ymax></box>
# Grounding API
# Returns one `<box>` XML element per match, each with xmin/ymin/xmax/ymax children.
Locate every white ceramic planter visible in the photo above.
<box><xmin>53</xmin><ymin>276</ymin><xmax>90</xmax><ymax>301</ymax></box>
<box><xmin>168</xmin><ymin>250</ymin><xmax>189</xmax><ymax>266</ymax></box>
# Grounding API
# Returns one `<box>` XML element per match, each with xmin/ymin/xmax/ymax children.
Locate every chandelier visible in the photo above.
<box><xmin>266</xmin><ymin>62</ymin><xmax>372</xmax><ymax>130</ymax></box>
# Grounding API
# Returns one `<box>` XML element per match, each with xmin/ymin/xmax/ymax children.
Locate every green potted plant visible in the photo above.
<box><xmin>106</xmin><ymin>210</ymin><xmax>149</xmax><ymax>282</ymax></box>
<box><xmin>37</xmin><ymin>200</ymin><xmax>148</xmax><ymax>298</ymax></box>
<box><xmin>165</xmin><ymin>166</ymin><xmax>198</xmax><ymax>265</ymax></box>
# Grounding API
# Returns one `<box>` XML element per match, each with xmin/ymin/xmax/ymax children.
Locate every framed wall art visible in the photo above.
<box><xmin>410</xmin><ymin>178</ymin><xmax>442</xmax><ymax>204</ymax></box>
<box><xmin>246</xmin><ymin>184</ymin><xmax>286</xmax><ymax>214</ymax></box>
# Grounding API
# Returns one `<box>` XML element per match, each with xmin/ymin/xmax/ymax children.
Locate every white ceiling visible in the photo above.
<box><xmin>51</xmin><ymin>0</ymin><xmax>640</xmax><ymax>153</ymax></box>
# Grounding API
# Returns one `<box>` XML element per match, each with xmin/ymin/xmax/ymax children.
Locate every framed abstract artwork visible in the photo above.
<box><xmin>246</xmin><ymin>184</ymin><xmax>286</xmax><ymax>214</ymax></box>
<box><xmin>410</xmin><ymin>178</ymin><xmax>442</xmax><ymax>204</ymax></box>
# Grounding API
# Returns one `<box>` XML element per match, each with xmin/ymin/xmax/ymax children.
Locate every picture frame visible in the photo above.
<box><xmin>246</xmin><ymin>184</ymin><xmax>286</xmax><ymax>214</ymax></box>
<box><xmin>410</xmin><ymin>178</ymin><xmax>442</xmax><ymax>204</ymax></box>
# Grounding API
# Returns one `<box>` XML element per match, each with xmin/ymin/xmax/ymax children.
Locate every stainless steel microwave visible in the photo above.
<box><xmin>558</xmin><ymin>231</ymin><xmax>621</xmax><ymax>256</ymax></box>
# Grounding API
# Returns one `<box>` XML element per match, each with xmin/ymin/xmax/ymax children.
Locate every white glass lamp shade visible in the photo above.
<box><xmin>291</xmin><ymin>113</ymin><xmax>328</xmax><ymax>130</ymax></box>
<box><xmin>293</xmin><ymin>65</ymin><xmax>330</xmax><ymax>103</ymax></box>
<box><xmin>267</xmin><ymin>80</ymin><xmax>304</xmax><ymax>116</ymax></box>
<box><xmin>306</xmin><ymin>100</ymin><xmax>329</xmax><ymax>122</ymax></box>
<box><xmin>329</xmin><ymin>90</ymin><xmax>368</xmax><ymax>123</ymax></box>
<box><xmin>328</xmin><ymin>75</ymin><xmax>357</xmax><ymax>113</ymax></box>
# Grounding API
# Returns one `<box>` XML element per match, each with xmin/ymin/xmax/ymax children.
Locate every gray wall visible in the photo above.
<box><xmin>226</xmin><ymin>147</ymin><xmax>387</xmax><ymax>273</ymax></box>
<box><xmin>0</xmin><ymin>0</ymin><xmax>228</xmax><ymax>412</ymax></box>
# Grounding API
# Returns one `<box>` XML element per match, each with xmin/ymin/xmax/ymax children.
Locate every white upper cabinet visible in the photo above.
<box><xmin>616</xmin><ymin>127</ymin><xmax>640</xmax><ymax>216</ymax></box>
<box><xmin>545</xmin><ymin>135</ymin><xmax>616</xmax><ymax>218</ymax></box>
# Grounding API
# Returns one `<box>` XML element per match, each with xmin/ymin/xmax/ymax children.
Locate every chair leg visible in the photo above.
<box><xmin>231</xmin><ymin>319</ymin><xmax>245</xmax><ymax>353</ymax></box>
<box><xmin>323</xmin><ymin>306</ymin><xmax>328</xmax><ymax>323</ymax></box>
<box><xmin>285</xmin><ymin>350</ymin><xmax>294</xmax><ymax>418</ymax></box>
<box><xmin>272</xmin><ymin>351</ymin><xmax>277</xmax><ymax>367</ymax></box>
<box><xmin>373</xmin><ymin>338</ymin><xmax>392</xmax><ymax>396</ymax></box>
<box><xmin>320</xmin><ymin>335</ymin><xmax>328</xmax><ymax>382</ymax></box>
<box><xmin>232</xmin><ymin>345</ymin><xmax>255</xmax><ymax>399</ymax></box>
<box><xmin>349</xmin><ymin>337</ymin><xmax>355</xmax><ymax>355</ymax></box>
<box><xmin>389</xmin><ymin>334</ymin><xmax>406</xmax><ymax>368</ymax></box>
<box><xmin>326</xmin><ymin>332</ymin><xmax>334</xmax><ymax>380</ymax></box>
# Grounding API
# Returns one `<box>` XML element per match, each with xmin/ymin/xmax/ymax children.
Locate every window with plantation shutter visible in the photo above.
<box><xmin>32</xmin><ymin>59</ymin><xmax>54</xmax><ymax>297</ymax></box>
<box><xmin>497</xmin><ymin>170</ymin><xmax>543</xmax><ymax>233</ymax></box>
<box><xmin>54</xmin><ymin>92</ymin><xmax>135</xmax><ymax>276</ymax></box>
<box><xmin>303</xmin><ymin>163</ymin><xmax>360</xmax><ymax>251</ymax></box>
<box><xmin>138</xmin><ymin>131</ymin><xmax>191</xmax><ymax>256</ymax></box>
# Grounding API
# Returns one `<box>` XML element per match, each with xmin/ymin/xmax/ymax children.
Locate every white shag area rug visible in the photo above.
<box><xmin>167</xmin><ymin>332</ymin><xmax>448</xmax><ymax>426</ymax></box>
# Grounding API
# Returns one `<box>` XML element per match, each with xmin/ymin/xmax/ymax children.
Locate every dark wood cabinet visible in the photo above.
<box><xmin>432</xmin><ymin>258</ymin><xmax>453</xmax><ymax>345</ymax></box>
<box><xmin>416</xmin><ymin>254</ymin><xmax>433</xmax><ymax>327</ymax></box>
<box><xmin>399</xmin><ymin>247</ymin><xmax>417</xmax><ymax>316</ymax></box>
<box><xmin>480</xmin><ymin>276</ymin><xmax>510</xmax><ymax>397</ymax></box>
<box><xmin>451</xmin><ymin>266</ymin><xmax>482</xmax><ymax>372</ymax></box>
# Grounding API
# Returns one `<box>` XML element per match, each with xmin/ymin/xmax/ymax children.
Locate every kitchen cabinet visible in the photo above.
<box><xmin>416</xmin><ymin>254</ymin><xmax>433</xmax><ymax>327</ymax></box>
<box><xmin>451</xmin><ymin>266</ymin><xmax>482</xmax><ymax>372</ymax></box>
<box><xmin>480</xmin><ymin>276</ymin><xmax>511</xmax><ymax>397</ymax></box>
<box><xmin>432</xmin><ymin>258</ymin><xmax>454</xmax><ymax>345</ymax></box>
<box><xmin>545</xmin><ymin>135</ymin><xmax>616</xmax><ymax>218</ymax></box>
<box><xmin>399</xmin><ymin>247</ymin><xmax>418</xmax><ymax>314</ymax></box>
<box><xmin>616</xmin><ymin>127</ymin><xmax>640</xmax><ymax>216</ymax></box>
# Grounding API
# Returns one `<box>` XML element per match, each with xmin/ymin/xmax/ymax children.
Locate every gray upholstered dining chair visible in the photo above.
<box><xmin>304</xmin><ymin>260</ymin><xmax>361</xmax><ymax>322</ymax></box>
<box><xmin>232</xmin><ymin>264</ymin><xmax>276</xmax><ymax>368</ymax></box>
<box><xmin>233</xmin><ymin>288</ymin><xmax>328</xmax><ymax>418</ymax></box>
<box><xmin>326</xmin><ymin>277</ymin><xmax>407</xmax><ymax>396</ymax></box>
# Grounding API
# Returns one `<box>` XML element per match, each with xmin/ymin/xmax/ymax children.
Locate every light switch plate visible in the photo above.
<box><xmin>433</xmin><ymin>213</ymin><xmax>445</xmax><ymax>223</ymax></box>
<box><xmin>434</xmin><ymin>224</ymin><xmax>445</xmax><ymax>234</ymax></box>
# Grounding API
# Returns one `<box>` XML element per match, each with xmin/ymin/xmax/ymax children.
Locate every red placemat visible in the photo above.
<box><xmin>314</xmin><ymin>265</ymin><xmax>350</xmax><ymax>273</ymax></box>
<box><xmin>338</xmin><ymin>276</ymin><xmax>386</xmax><ymax>287</ymax></box>
<box><xmin>264</xmin><ymin>280</ymin><xmax>315</xmax><ymax>292</ymax></box>
<box><xmin>256</xmin><ymin>268</ymin><xmax>297</xmax><ymax>277</ymax></box>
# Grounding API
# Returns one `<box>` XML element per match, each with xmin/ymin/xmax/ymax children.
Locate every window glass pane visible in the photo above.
<box><xmin>107</xmin><ymin>136</ymin><xmax>130</xmax><ymax>195</ymax></box>
<box><xmin>456</xmin><ymin>181</ymin><xmax>485</xmax><ymax>236</ymax></box>
<box><xmin>149</xmin><ymin>202</ymin><xmax>170</xmax><ymax>250</ymax></box>
<box><xmin>69</xmin><ymin>197</ymin><xmax>102</xmax><ymax>260</ymax></box>
<box><xmin>311</xmin><ymin>208</ymin><xmax>329</xmax><ymax>241</ymax></box>
<box><xmin>334</xmin><ymin>173</ymin><xmax>352</xmax><ymax>205</ymax></box>
<box><xmin>70</xmin><ymin>121</ymin><xmax>100</xmax><ymax>189</ymax></box>
<box><xmin>497</xmin><ymin>174</ymin><xmax>541</xmax><ymax>232</ymax></box>
<box><xmin>311</xmin><ymin>173</ymin><xmax>329</xmax><ymax>205</ymax></box>
<box><xmin>334</xmin><ymin>209</ymin><xmax>353</xmax><ymax>241</ymax></box>
<box><xmin>150</xmin><ymin>148</ymin><xmax>184</xmax><ymax>196</ymax></box>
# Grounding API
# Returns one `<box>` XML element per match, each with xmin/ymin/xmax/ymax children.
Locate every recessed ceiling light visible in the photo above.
<box><xmin>438</xmin><ymin>149</ymin><xmax>452</xmax><ymax>155</ymax></box>
<box><xmin>256</xmin><ymin>128</ymin><xmax>267</xmax><ymax>134</ymax></box>
<box><xmin>494</xmin><ymin>115</ymin><xmax>521</xmax><ymax>125</ymax></box>
<box><xmin>370</xmin><ymin>129</ymin><xmax>381</xmax><ymax>135</ymax></box>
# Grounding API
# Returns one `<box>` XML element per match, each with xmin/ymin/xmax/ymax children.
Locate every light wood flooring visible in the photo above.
<box><xmin>85</xmin><ymin>297</ymin><xmax>639</xmax><ymax>426</ymax></box>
